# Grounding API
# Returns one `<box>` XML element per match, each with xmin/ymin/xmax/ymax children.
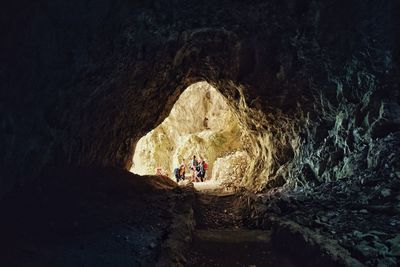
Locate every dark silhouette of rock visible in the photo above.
<box><xmin>0</xmin><ymin>0</ymin><xmax>399</xmax><ymax>266</ymax></box>
<box><xmin>1</xmin><ymin>0</ymin><xmax>399</xmax><ymax>195</ymax></box>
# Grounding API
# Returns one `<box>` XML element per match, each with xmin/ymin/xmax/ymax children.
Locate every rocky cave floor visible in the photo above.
<box><xmin>186</xmin><ymin>188</ymin><xmax>297</xmax><ymax>267</ymax></box>
<box><xmin>0</xmin><ymin>167</ymin><xmax>181</xmax><ymax>267</ymax></box>
<box><xmin>1</xmin><ymin>166</ymin><xmax>399</xmax><ymax>266</ymax></box>
<box><xmin>242</xmin><ymin>170</ymin><xmax>400</xmax><ymax>266</ymax></box>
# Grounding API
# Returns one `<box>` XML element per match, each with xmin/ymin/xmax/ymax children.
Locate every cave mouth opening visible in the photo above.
<box><xmin>130</xmin><ymin>81</ymin><xmax>251</xmax><ymax>187</ymax></box>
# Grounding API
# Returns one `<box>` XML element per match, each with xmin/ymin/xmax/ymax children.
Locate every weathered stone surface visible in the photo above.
<box><xmin>241</xmin><ymin>166</ymin><xmax>400</xmax><ymax>265</ymax></box>
<box><xmin>1</xmin><ymin>0</ymin><xmax>399</xmax><ymax>196</ymax></box>
<box><xmin>1</xmin><ymin>1</ymin><xmax>400</xmax><ymax>266</ymax></box>
<box><xmin>212</xmin><ymin>151</ymin><xmax>250</xmax><ymax>184</ymax></box>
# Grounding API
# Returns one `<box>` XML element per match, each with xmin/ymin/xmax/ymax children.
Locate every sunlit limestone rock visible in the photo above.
<box><xmin>131</xmin><ymin>82</ymin><xmax>245</xmax><ymax>179</ymax></box>
<box><xmin>211</xmin><ymin>151</ymin><xmax>250</xmax><ymax>185</ymax></box>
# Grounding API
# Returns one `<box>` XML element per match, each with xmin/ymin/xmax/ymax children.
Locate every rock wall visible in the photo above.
<box><xmin>211</xmin><ymin>151</ymin><xmax>250</xmax><ymax>184</ymax></box>
<box><xmin>1</xmin><ymin>0</ymin><xmax>399</xmax><ymax>197</ymax></box>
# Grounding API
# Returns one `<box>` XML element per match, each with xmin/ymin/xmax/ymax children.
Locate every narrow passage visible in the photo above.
<box><xmin>186</xmin><ymin>186</ymin><xmax>298</xmax><ymax>267</ymax></box>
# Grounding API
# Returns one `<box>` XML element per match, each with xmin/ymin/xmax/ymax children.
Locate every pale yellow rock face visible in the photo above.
<box><xmin>212</xmin><ymin>151</ymin><xmax>250</xmax><ymax>182</ymax></box>
<box><xmin>131</xmin><ymin>81</ymin><xmax>246</xmax><ymax>181</ymax></box>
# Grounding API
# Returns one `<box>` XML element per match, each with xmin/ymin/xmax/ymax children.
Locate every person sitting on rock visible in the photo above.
<box><xmin>174</xmin><ymin>164</ymin><xmax>185</xmax><ymax>183</ymax></box>
<box><xmin>156</xmin><ymin>166</ymin><xmax>162</xmax><ymax>176</ymax></box>
<box><xmin>179</xmin><ymin>163</ymin><xmax>186</xmax><ymax>181</ymax></box>
<box><xmin>203</xmin><ymin>117</ymin><xmax>209</xmax><ymax>130</ymax></box>
<box><xmin>174</xmin><ymin>167</ymin><xmax>180</xmax><ymax>182</ymax></box>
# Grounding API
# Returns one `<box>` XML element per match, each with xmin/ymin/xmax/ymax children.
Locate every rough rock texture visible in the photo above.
<box><xmin>1</xmin><ymin>0</ymin><xmax>399</xmax><ymax>207</ymax></box>
<box><xmin>241</xmin><ymin>139</ymin><xmax>400</xmax><ymax>265</ymax></box>
<box><xmin>131</xmin><ymin>81</ymin><xmax>245</xmax><ymax>177</ymax></box>
<box><xmin>1</xmin><ymin>1</ymin><xmax>400</xmax><ymax>266</ymax></box>
<box><xmin>211</xmin><ymin>151</ymin><xmax>250</xmax><ymax>184</ymax></box>
<box><xmin>0</xmin><ymin>167</ymin><xmax>182</xmax><ymax>266</ymax></box>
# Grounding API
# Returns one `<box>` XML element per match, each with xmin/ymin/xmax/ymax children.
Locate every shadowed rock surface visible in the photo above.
<box><xmin>0</xmin><ymin>167</ymin><xmax>181</xmax><ymax>267</ymax></box>
<box><xmin>1</xmin><ymin>0</ymin><xmax>400</xmax><ymax>266</ymax></box>
<box><xmin>187</xmin><ymin>189</ymin><xmax>297</xmax><ymax>267</ymax></box>
<box><xmin>2</xmin><ymin>0</ymin><xmax>399</xmax><ymax>193</ymax></box>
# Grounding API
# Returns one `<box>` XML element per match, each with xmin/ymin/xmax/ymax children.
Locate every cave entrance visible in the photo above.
<box><xmin>130</xmin><ymin>81</ymin><xmax>250</xmax><ymax>187</ymax></box>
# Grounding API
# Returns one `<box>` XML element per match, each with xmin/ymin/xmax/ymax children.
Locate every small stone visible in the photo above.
<box><xmin>351</xmin><ymin>184</ymin><xmax>361</xmax><ymax>191</ymax></box>
<box><xmin>377</xmin><ymin>257</ymin><xmax>397</xmax><ymax>267</ymax></box>
<box><xmin>267</xmin><ymin>203</ymin><xmax>281</xmax><ymax>215</ymax></box>
<box><xmin>381</xmin><ymin>188</ymin><xmax>391</xmax><ymax>198</ymax></box>
<box><xmin>149</xmin><ymin>242</ymin><xmax>156</xmax><ymax>249</ymax></box>
<box><xmin>355</xmin><ymin>241</ymin><xmax>379</xmax><ymax>258</ymax></box>
<box><xmin>359</xmin><ymin>209</ymin><xmax>368</xmax><ymax>214</ymax></box>
<box><xmin>388</xmin><ymin>235</ymin><xmax>400</xmax><ymax>256</ymax></box>
<box><xmin>372</xmin><ymin>240</ymin><xmax>389</xmax><ymax>256</ymax></box>
<box><xmin>353</xmin><ymin>230</ymin><xmax>362</xmax><ymax>238</ymax></box>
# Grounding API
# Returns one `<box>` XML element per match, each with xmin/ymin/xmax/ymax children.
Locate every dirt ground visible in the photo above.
<box><xmin>186</xmin><ymin>186</ymin><xmax>297</xmax><ymax>267</ymax></box>
<box><xmin>0</xmin><ymin>167</ymin><xmax>179</xmax><ymax>267</ymax></box>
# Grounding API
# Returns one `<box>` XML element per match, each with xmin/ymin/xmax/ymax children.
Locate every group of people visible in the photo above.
<box><xmin>174</xmin><ymin>155</ymin><xmax>208</xmax><ymax>183</ymax></box>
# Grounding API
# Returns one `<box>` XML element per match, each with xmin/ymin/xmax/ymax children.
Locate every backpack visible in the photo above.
<box><xmin>203</xmin><ymin>162</ymin><xmax>208</xmax><ymax>170</ymax></box>
<box><xmin>174</xmin><ymin>168</ymin><xmax>179</xmax><ymax>178</ymax></box>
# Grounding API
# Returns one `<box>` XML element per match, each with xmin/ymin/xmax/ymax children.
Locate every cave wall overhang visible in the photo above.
<box><xmin>1</xmin><ymin>0</ymin><xmax>399</xmax><ymax>197</ymax></box>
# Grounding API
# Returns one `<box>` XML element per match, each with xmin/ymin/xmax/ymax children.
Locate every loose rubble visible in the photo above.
<box><xmin>241</xmin><ymin>169</ymin><xmax>400</xmax><ymax>266</ymax></box>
